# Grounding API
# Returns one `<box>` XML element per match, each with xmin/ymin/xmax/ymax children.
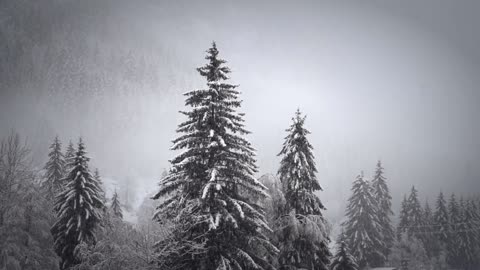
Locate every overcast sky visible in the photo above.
<box><xmin>1</xmin><ymin>0</ymin><xmax>479</xmax><ymax>218</ymax></box>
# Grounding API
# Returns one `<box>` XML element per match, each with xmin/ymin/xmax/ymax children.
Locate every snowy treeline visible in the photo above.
<box><xmin>394</xmin><ymin>187</ymin><xmax>480</xmax><ymax>270</ymax></box>
<box><xmin>0</xmin><ymin>133</ymin><xmax>165</xmax><ymax>269</ymax></box>
<box><xmin>338</xmin><ymin>162</ymin><xmax>480</xmax><ymax>270</ymax></box>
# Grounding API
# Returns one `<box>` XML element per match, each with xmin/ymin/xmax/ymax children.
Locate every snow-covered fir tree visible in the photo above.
<box><xmin>342</xmin><ymin>172</ymin><xmax>384</xmax><ymax>268</ymax></box>
<box><xmin>434</xmin><ymin>192</ymin><xmax>449</xmax><ymax>243</ymax></box>
<box><xmin>51</xmin><ymin>138</ymin><xmax>105</xmax><ymax>270</ymax></box>
<box><xmin>371</xmin><ymin>160</ymin><xmax>394</xmax><ymax>258</ymax></box>
<box><xmin>329</xmin><ymin>241</ymin><xmax>358</xmax><ymax>270</ymax></box>
<box><xmin>93</xmin><ymin>168</ymin><xmax>106</xmax><ymax>203</ymax></box>
<box><xmin>397</xmin><ymin>195</ymin><xmax>409</xmax><ymax>238</ymax></box>
<box><xmin>462</xmin><ymin>199</ymin><xmax>480</xmax><ymax>268</ymax></box>
<box><xmin>152</xmin><ymin>42</ymin><xmax>277</xmax><ymax>270</ymax></box>
<box><xmin>456</xmin><ymin>198</ymin><xmax>478</xmax><ymax>269</ymax></box>
<box><xmin>446</xmin><ymin>193</ymin><xmax>461</xmax><ymax>269</ymax></box>
<box><xmin>259</xmin><ymin>173</ymin><xmax>286</xmax><ymax>267</ymax></box>
<box><xmin>406</xmin><ymin>186</ymin><xmax>422</xmax><ymax>236</ymax></box>
<box><xmin>422</xmin><ymin>200</ymin><xmax>433</xmax><ymax>226</ymax></box>
<box><xmin>276</xmin><ymin>109</ymin><xmax>331</xmax><ymax>270</ymax></box>
<box><xmin>42</xmin><ymin>136</ymin><xmax>66</xmax><ymax>199</ymax></box>
<box><xmin>468</xmin><ymin>199</ymin><xmax>480</xmax><ymax>244</ymax></box>
<box><xmin>64</xmin><ymin>140</ymin><xmax>75</xmax><ymax>171</ymax></box>
<box><xmin>419</xmin><ymin>200</ymin><xmax>438</xmax><ymax>257</ymax></box>
<box><xmin>110</xmin><ymin>189</ymin><xmax>123</xmax><ymax>219</ymax></box>
<box><xmin>421</xmin><ymin>200</ymin><xmax>439</xmax><ymax>258</ymax></box>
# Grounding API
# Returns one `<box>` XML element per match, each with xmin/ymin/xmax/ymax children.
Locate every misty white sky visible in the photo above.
<box><xmin>1</xmin><ymin>0</ymin><xmax>479</xmax><ymax>218</ymax></box>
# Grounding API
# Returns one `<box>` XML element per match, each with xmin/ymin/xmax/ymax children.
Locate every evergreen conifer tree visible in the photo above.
<box><xmin>152</xmin><ymin>42</ymin><xmax>277</xmax><ymax>270</ymax></box>
<box><xmin>42</xmin><ymin>136</ymin><xmax>66</xmax><ymax>199</ymax></box>
<box><xmin>423</xmin><ymin>200</ymin><xmax>433</xmax><ymax>225</ymax></box>
<box><xmin>371</xmin><ymin>160</ymin><xmax>394</xmax><ymax>258</ymax></box>
<box><xmin>277</xmin><ymin>109</ymin><xmax>331</xmax><ymax>270</ymax></box>
<box><xmin>93</xmin><ymin>168</ymin><xmax>106</xmax><ymax>204</ymax></box>
<box><xmin>397</xmin><ymin>195</ymin><xmax>409</xmax><ymax>238</ymax></box>
<box><xmin>464</xmin><ymin>199</ymin><xmax>480</xmax><ymax>268</ymax></box>
<box><xmin>455</xmin><ymin>198</ymin><xmax>478</xmax><ymax>269</ymax></box>
<box><xmin>110</xmin><ymin>190</ymin><xmax>123</xmax><ymax>219</ymax></box>
<box><xmin>421</xmin><ymin>200</ymin><xmax>439</xmax><ymax>258</ymax></box>
<box><xmin>64</xmin><ymin>141</ymin><xmax>75</xmax><ymax>171</ymax></box>
<box><xmin>447</xmin><ymin>193</ymin><xmax>461</xmax><ymax>268</ymax></box>
<box><xmin>434</xmin><ymin>192</ymin><xmax>449</xmax><ymax>243</ymax></box>
<box><xmin>406</xmin><ymin>186</ymin><xmax>422</xmax><ymax>237</ymax></box>
<box><xmin>342</xmin><ymin>172</ymin><xmax>384</xmax><ymax>268</ymax></box>
<box><xmin>51</xmin><ymin>138</ymin><xmax>105</xmax><ymax>269</ymax></box>
<box><xmin>329</xmin><ymin>241</ymin><xmax>358</xmax><ymax>270</ymax></box>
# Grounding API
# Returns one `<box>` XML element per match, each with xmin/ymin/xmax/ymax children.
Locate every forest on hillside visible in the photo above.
<box><xmin>1</xmin><ymin>43</ymin><xmax>480</xmax><ymax>270</ymax></box>
<box><xmin>2</xmin><ymin>1</ymin><xmax>480</xmax><ymax>270</ymax></box>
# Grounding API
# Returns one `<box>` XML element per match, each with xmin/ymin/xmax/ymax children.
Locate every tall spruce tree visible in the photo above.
<box><xmin>329</xmin><ymin>241</ymin><xmax>358</xmax><ymax>270</ymax></box>
<box><xmin>64</xmin><ymin>141</ymin><xmax>75</xmax><ymax>171</ymax></box>
<box><xmin>456</xmin><ymin>198</ymin><xmax>478</xmax><ymax>270</ymax></box>
<box><xmin>110</xmin><ymin>189</ymin><xmax>123</xmax><ymax>219</ymax></box>
<box><xmin>342</xmin><ymin>172</ymin><xmax>384</xmax><ymax>268</ymax></box>
<box><xmin>434</xmin><ymin>192</ymin><xmax>449</xmax><ymax>243</ymax></box>
<box><xmin>42</xmin><ymin>136</ymin><xmax>66</xmax><ymax>199</ymax></box>
<box><xmin>152</xmin><ymin>42</ymin><xmax>277</xmax><ymax>270</ymax></box>
<box><xmin>421</xmin><ymin>200</ymin><xmax>439</xmax><ymax>258</ymax></box>
<box><xmin>51</xmin><ymin>138</ymin><xmax>104</xmax><ymax>269</ymax></box>
<box><xmin>93</xmin><ymin>168</ymin><xmax>106</xmax><ymax>204</ymax></box>
<box><xmin>464</xmin><ymin>199</ymin><xmax>480</xmax><ymax>269</ymax></box>
<box><xmin>469</xmin><ymin>199</ymin><xmax>480</xmax><ymax>243</ymax></box>
<box><xmin>397</xmin><ymin>195</ymin><xmax>409</xmax><ymax>239</ymax></box>
<box><xmin>406</xmin><ymin>186</ymin><xmax>422</xmax><ymax>237</ymax></box>
<box><xmin>277</xmin><ymin>109</ymin><xmax>331</xmax><ymax>270</ymax></box>
<box><xmin>447</xmin><ymin>193</ymin><xmax>461</xmax><ymax>269</ymax></box>
<box><xmin>371</xmin><ymin>160</ymin><xmax>394</xmax><ymax>258</ymax></box>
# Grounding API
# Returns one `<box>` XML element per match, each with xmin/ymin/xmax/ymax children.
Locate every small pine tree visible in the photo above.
<box><xmin>110</xmin><ymin>190</ymin><xmax>123</xmax><ymax>219</ymax></box>
<box><xmin>51</xmin><ymin>138</ymin><xmax>104</xmax><ymax>270</ymax></box>
<box><xmin>371</xmin><ymin>160</ymin><xmax>394</xmax><ymax>258</ymax></box>
<box><xmin>153</xmin><ymin>42</ymin><xmax>277</xmax><ymax>270</ymax></box>
<box><xmin>342</xmin><ymin>172</ymin><xmax>384</xmax><ymax>268</ymax></box>
<box><xmin>277</xmin><ymin>109</ymin><xmax>331</xmax><ymax>270</ymax></box>
<box><xmin>329</xmin><ymin>241</ymin><xmax>358</xmax><ymax>270</ymax></box>
<box><xmin>434</xmin><ymin>192</ymin><xmax>449</xmax><ymax>243</ymax></box>
<box><xmin>42</xmin><ymin>136</ymin><xmax>66</xmax><ymax>199</ymax></box>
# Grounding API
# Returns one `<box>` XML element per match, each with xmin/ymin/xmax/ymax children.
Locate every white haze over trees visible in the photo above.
<box><xmin>1</xmin><ymin>0</ymin><xmax>480</xmax><ymax>221</ymax></box>
<box><xmin>1</xmin><ymin>0</ymin><xmax>480</xmax><ymax>269</ymax></box>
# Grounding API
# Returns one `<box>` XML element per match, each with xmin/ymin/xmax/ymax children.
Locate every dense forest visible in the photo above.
<box><xmin>1</xmin><ymin>43</ymin><xmax>479</xmax><ymax>270</ymax></box>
